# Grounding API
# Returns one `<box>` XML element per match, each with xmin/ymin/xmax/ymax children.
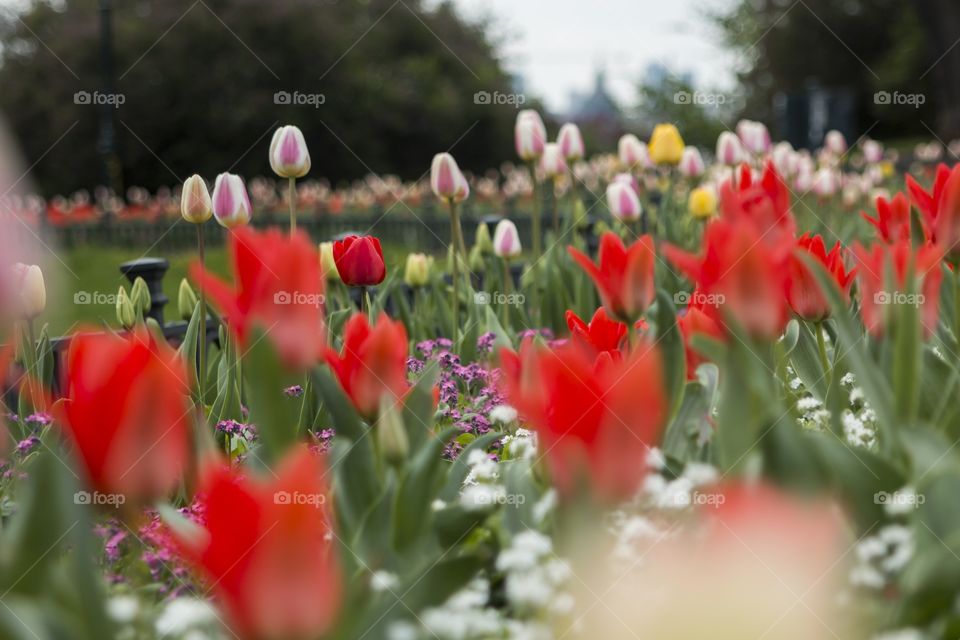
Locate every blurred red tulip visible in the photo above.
<box><xmin>862</xmin><ymin>192</ymin><xmax>912</xmax><ymax>244</ymax></box>
<box><xmin>568</xmin><ymin>232</ymin><xmax>656</xmax><ymax>324</ymax></box>
<box><xmin>332</xmin><ymin>235</ymin><xmax>386</xmax><ymax>287</ymax></box>
<box><xmin>57</xmin><ymin>331</ymin><xmax>191</xmax><ymax>503</ymax></box>
<box><xmin>722</xmin><ymin>161</ymin><xmax>795</xmax><ymax>241</ymax></box>
<box><xmin>907</xmin><ymin>163</ymin><xmax>960</xmax><ymax>254</ymax></box>
<box><xmin>173</xmin><ymin>445</ymin><xmax>340</xmax><ymax>640</ymax></box>
<box><xmin>324</xmin><ymin>312</ymin><xmax>409</xmax><ymax>419</ymax></box>
<box><xmin>191</xmin><ymin>226</ymin><xmax>325</xmax><ymax>370</ymax></box>
<box><xmin>565</xmin><ymin>307</ymin><xmax>627</xmax><ymax>357</ymax></box>
<box><xmin>664</xmin><ymin>219</ymin><xmax>792</xmax><ymax>341</ymax></box>
<box><xmin>852</xmin><ymin>240</ymin><xmax>943</xmax><ymax>338</ymax></box>
<box><xmin>499</xmin><ymin>341</ymin><xmax>666</xmax><ymax>502</ymax></box>
<box><xmin>786</xmin><ymin>233</ymin><xmax>855</xmax><ymax>322</ymax></box>
<box><xmin>677</xmin><ymin>295</ymin><xmax>725</xmax><ymax>379</ymax></box>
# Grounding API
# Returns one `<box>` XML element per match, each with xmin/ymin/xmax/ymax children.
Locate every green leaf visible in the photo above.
<box><xmin>653</xmin><ymin>289</ymin><xmax>687</xmax><ymax>421</ymax></box>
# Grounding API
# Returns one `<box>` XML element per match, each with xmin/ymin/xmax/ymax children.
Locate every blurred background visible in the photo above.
<box><xmin>0</xmin><ymin>0</ymin><xmax>956</xmax><ymax>197</ymax></box>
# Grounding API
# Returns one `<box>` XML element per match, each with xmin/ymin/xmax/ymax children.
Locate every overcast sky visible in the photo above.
<box><xmin>436</xmin><ymin>0</ymin><xmax>738</xmax><ymax>112</ymax></box>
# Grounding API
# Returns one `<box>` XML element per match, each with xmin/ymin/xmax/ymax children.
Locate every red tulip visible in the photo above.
<box><xmin>173</xmin><ymin>445</ymin><xmax>340</xmax><ymax>640</ymax></box>
<box><xmin>324</xmin><ymin>312</ymin><xmax>409</xmax><ymax>419</ymax></box>
<box><xmin>57</xmin><ymin>331</ymin><xmax>191</xmax><ymax>503</ymax></box>
<box><xmin>565</xmin><ymin>307</ymin><xmax>627</xmax><ymax>358</ymax></box>
<box><xmin>851</xmin><ymin>240</ymin><xmax>943</xmax><ymax>338</ymax></box>
<box><xmin>332</xmin><ymin>235</ymin><xmax>386</xmax><ymax>287</ymax></box>
<box><xmin>499</xmin><ymin>341</ymin><xmax>667</xmax><ymax>502</ymax></box>
<box><xmin>862</xmin><ymin>192</ymin><xmax>912</xmax><ymax>244</ymax></box>
<box><xmin>568</xmin><ymin>232</ymin><xmax>656</xmax><ymax>324</ymax></box>
<box><xmin>664</xmin><ymin>219</ymin><xmax>792</xmax><ymax>341</ymax></box>
<box><xmin>907</xmin><ymin>163</ymin><xmax>960</xmax><ymax>255</ymax></box>
<box><xmin>786</xmin><ymin>233</ymin><xmax>855</xmax><ymax>322</ymax></box>
<box><xmin>907</xmin><ymin>164</ymin><xmax>953</xmax><ymax>244</ymax></box>
<box><xmin>722</xmin><ymin>161</ymin><xmax>795</xmax><ymax>241</ymax></box>
<box><xmin>677</xmin><ymin>295</ymin><xmax>725</xmax><ymax>379</ymax></box>
<box><xmin>191</xmin><ymin>226</ymin><xmax>325</xmax><ymax>370</ymax></box>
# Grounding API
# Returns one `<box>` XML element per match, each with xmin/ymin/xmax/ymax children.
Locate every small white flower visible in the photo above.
<box><xmin>107</xmin><ymin>595</ymin><xmax>139</xmax><ymax>623</ymax></box>
<box><xmin>371</xmin><ymin>571</ymin><xmax>400</xmax><ymax>592</ymax></box>
<box><xmin>489</xmin><ymin>405</ymin><xmax>518</xmax><ymax>424</ymax></box>
<box><xmin>154</xmin><ymin>598</ymin><xmax>218</xmax><ymax>636</ymax></box>
<box><xmin>645</xmin><ymin>447</ymin><xmax>666</xmax><ymax>471</ymax></box>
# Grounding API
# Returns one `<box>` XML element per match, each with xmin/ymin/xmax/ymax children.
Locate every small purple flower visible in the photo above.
<box><xmin>24</xmin><ymin>412</ymin><xmax>52</xmax><ymax>426</ymax></box>
<box><xmin>284</xmin><ymin>385</ymin><xmax>304</xmax><ymax>398</ymax></box>
<box><xmin>407</xmin><ymin>357</ymin><xmax>425</xmax><ymax>374</ymax></box>
<box><xmin>477</xmin><ymin>332</ymin><xmax>496</xmax><ymax>354</ymax></box>
<box><xmin>15</xmin><ymin>436</ymin><xmax>40</xmax><ymax>456</ymax></box>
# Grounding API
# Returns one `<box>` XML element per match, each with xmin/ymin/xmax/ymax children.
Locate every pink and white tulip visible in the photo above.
<box><xmin>431</xmin><ymin>152</ymin><xmax>466</xmax><ymax>202</ymax></box>
<box><xmin>493</xmin><ymin>219</ymin><xmax>521</xmax><ymax>258</ymax></box>
<box><xmin>606</xmin><ymin>181</ymin><xmax>642</xmax><ymax>222</ymax></box>
<box><xmin>679</xmin><ymin>147</ymin><xmax>705</xmax><ymax>178</ymax></box>
<box><xmin>180</xmin><ymin>174</ymin><xmax>212</xmax><ymax>224</ymax></box>
<box><xmin>716</xmin><ymin>132</ymin><xmax>744</xmax><ymax>166</ymax></box>
<box><xmin>824</xmin><ymin>130</ymin><xmax>847</xmax><ymax>155</ymax></box>
<box><xmin>736</xmin><ymin>119</ymin><xmax>771</xmax><ymax>155</ymax></box>
<box><xmin>515</xmin><ymin>110</ymin><xmax>546</xmax><ymax>162</ymax></box>
<box><xmin>9</xmin><ymin>263</ymin><xmax>45</xmax><ymax>319</ymax></box>
<box><xmin>211</xmin><ymin>172</ymin><xmax>252</xmax><ymax>229</ymax></box>
<box><xmin>618</xmin><ymin>134</ymin><xmax>649</xmax><ymax>171</ymax></box>
<box><xmin>862</xmin><ymin>139</ymin><xmax>883</xmax><ymax>164</ymax></box>
<box><xmin>771</xmin><ymin>142</ymin><xmax>797</xmax><ymax>177</ymax></box>
<box><xmin>812</xmin><ymin>168</ymin><xmax>839</xmax><ymax>197</ymax></box>
<box><xmin>557</xmin><ymin>123</ymin><xmax>585</xmax><ymax>161</ymax></box>
<box><xmin>540</xmin><ymin>143</ymin><xmax>567</xmax><ymax>179</ymax></box>
<box><xmin>269</xmin><ymin>125</ymin><xmax>311</xmax><ymax>179</ymax></box>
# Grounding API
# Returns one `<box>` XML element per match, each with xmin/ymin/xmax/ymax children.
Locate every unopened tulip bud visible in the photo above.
<box><xmin>606</xmin><ymin>181</ymin><xmax>642</xmax><ymax>221</ymax></box>
<box><xmin>648</xmin><ymin>124</ymin><xmax>685</xmax><ymax>166</ymax></box>
<box><xmin>862</xmin><ymin>139</ymin><xmax>883</xmax><ymax>164</ymax></box>
<box><xmin>493</xmin><ymin>219</ymin><xmax>521</xmax><ymax>259</ymax></box>
<box><xmin>378</xmin><ymin>396</ymin><xmax>409</xmax><ymax>466</ymax></box>
<box><xmin>178</xmin><ymin>278</ymin><xmax>198</xmax><ymax>320</ymax></box>
<box><xmin>319</xmin><ymin>242</ymin><xmax>340</xmax><ymax>281</ymax></box>
<box><xmin>180</xmin><ymin>174</ymin><xmax>212</xmax><ymax>224</ymax></box>
<box><xmin>515</xmin><ymin>110</ymin><xmax>546</xmax><ymax>161</ymax></box>
<box><xmin>618</xmin><ymin>134</ymin><xmax>649</xmax><ymax>171</ymax></box>
<box><xmin>736</xmin><ymin>119</ymin><xmax>771</xmax><ymax>155</ymax></box>
<box><xmin>130</xmin><ymin>277</ymin><xmax>151</xmax><ymax>314</ymax></box>
<box><xmin>824</xmin><ymin>130</ymin><xmax>847</xmax><ymax>155</ymax></box>
<box><xmin>716</xmin><ymin>131</ymin><xmax>744</xmax><ymax>166</ymax></box>
<box><xmin>269</xmin><ymin>125</ymin><xmax>311</xmax><ymax>179</ymax></box>
<box><xmin>212</xmin><ymin>172</ymin><xmax>252</xmax><ymax>228</ymax></box>
<box><xmin>403</xmin><ymin>253</ymin><xmax>430</xmax><ymax>287</ymax></box>
<box><xmin>10</xmin><ymin>263</ymin><xmax>45</xmax><ymax>319</ymax></box>
<box><xmin>116</xmin><ymin>287</ymin><xmax>135</xmax><ymax>329</ymax></box>
<box><xmin>688</xmin><ymin>186</ymin><xmax>718</xmax><ymax>219</ymax></box>
<box><xmin>469</xmin><ymin>245</ymin><xmax>485</xmax><ymax>272</ymax></box>
<box><xmin>540</xmin><ymin>143</ymin><xmax>567</xmax><ymax>179</ymax></box>
<box><xmin>557</xmin><ymin>122</ymin><xmax>585</xmax><ymax>161</ymax></box>
<box><xmin>430</xmin><ymin>152</ymin><xmax>464</xmax><ymax>201</ymax></box>
<box><xmin>572</xmin><ymin>198</ymin><xmax>588</xmax><ymax>229</ymax></box>
<box><xmin>678</xmin><ymin>147</ymin><xmax>705</xmax><ymax>178</ymax></box>
<box><xmin>475</xmin><ymin>223</ymin><xmax>493</xmax><ymax>255</ymax></box>
<box><xmin>453</xmin><ymin>169</ymin><xmax>470</xmax><ymax>204</ymax></box>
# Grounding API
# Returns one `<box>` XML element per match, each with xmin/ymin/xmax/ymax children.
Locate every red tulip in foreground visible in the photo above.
<box><xmin>862</xmin><ymin>192</ymin><xmax>912</xmax><ymax>244</ymax></box>
<box><xmin>565</xmin><ymin>307</ymin><xmax>627</xmax><ymax>358</ymax></box>
<box><xmin>57</xmin><ymin>331</ymin><xmax>190</xmax><ymax>503</ymax></box>
<box><xmin>852</xmin><ymin>240</ymin><xmax>943</xmax><ymax>338</ymax></box>
<box><xmin>722</xmin><ymin>161</ymin><xmax>795</xmax><ymax>241</ymax></box>
<box><xmin>191</xmin><ymin>226</ymin><xmax>325</xmax><ymax>370</ymax></box>
<box><xmin>325</xmin><ymin>312</ymin><xmax>409</xmax><ymax>420</ymax></box>
<box><xmin>173</xmin><ymin>446</ymin><xmax>340</xmax><ymax>640</ymax></box>
<box><xmin>677</xmin><ymin>293</ymin><xmax>725</xmax><ymax>378</ymax></box>
<box><xmin>332</xmin><ymin>235</ymin><xmax>386</xmax><ymax>287</ymax></box>
<box><xmin>500</xmin><ymin>341</ymin><xmax>667</xmax><ymax>502</ymax></box>
<box><xmin>568</xmin><ymin>232</ymin><xmax>656</xmax><ymax>324</ymax></box>
<box><xmin>786</xmin><ymin>233</ymin><xmax>855</xmax><ymax>322</ymax></box>
<box><xmin>664</xmin><ymin>219</ymin><xmax>793</xmax><ymax>340</ymax></box>
<box><xmin>907</xmin><ymin>163</ymin><xmax>960</xmax><ymax>252</ymax></box>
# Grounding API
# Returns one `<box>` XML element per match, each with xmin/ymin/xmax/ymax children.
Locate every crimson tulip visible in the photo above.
<box><xmin>721</xmin><ymin>161</ymin><xmax>795</xmax><ymax>241</ymax></box>
<box><xmin>907</xmin><ymin>163</ymin><xmax>960</xmax><ymax>254</ymax></box>
<box><xmin>568</xmin><ymin>232</ymin><xmax>656</xmax><ymax>324</ymax></box>
<box><xmin>862</xmin><ymin>192</ymin><xmax>912</xmax><ymax>244</ymax></box>
<box><xmin>191</xmin><ymin>226</ymin><xmax>325</xmax><ymax>370</ymax></box>
<box><xmin>677</xmin><ymin>294</ymin><xmax>725</xmax><ymax>379</ymax></box>
<box><xmin>57</xmin><ymin>331</ymin><xmax>191</xmax><ymax>503</ymax></box>
<box><xmin>565</xmin><ymin>307</ymin><xmax>627</xmax><ymax>358</ymax></box>
<box><xmin>173</xmin><ymin>445</ymin><xmax>340</xmax><ymax>640</ymax></box>
<box><xmin>852</xmin><ymin>240</ymin><xmax>943</xmax><ymax>338</ymax></box>
<box><xmin>324</xmin><ymin>312</ymin><xmax>409</xmax><ymax>420</ymax></box>
<box><xmin>664</xmin><ymin>219</ymin><xmax>793</xmax><ymax>341</ymax></box>
<box><xmin>786</xmin><ymin>233</ymin><xmax>855</xmax><ymax>322</ymax></box>
<box><xmin>499</xmin><ymin>341</ymin><xmax>667</xmax><ymax>502</ymax></box>
<box><xmin>332</xmin><ymin>235</ymin><xmax>386</xmax><ymax>287</ymax></box>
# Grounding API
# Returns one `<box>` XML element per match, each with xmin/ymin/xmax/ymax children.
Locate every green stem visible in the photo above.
<box><xmin>953</xmin><ymin>267</ymin><xmax>960</xmax><ymax>350</ymax></box>
<box><xmin>450</xmin><ymin>201</ymin><xmax>461</xmax><ymax>349</ymax></box>
<box><xmin>815</xmin><ymin>320</ymin><xmax>831</xmax><ymax>385</ymax></box>
<box><xmin>500</xmin><ymin>258</ymin><xmax>511</xmax><ymax>329</ymax></box>
<box><xmin>528</xmin><ymin>161</ymin><xmax>542</xmax><ymax>323</ymax></box>
<box><xmin>288</xmin><ymin>177</ymin><xmax>297</xmax><ymax>236</ymax></box>
<box><xmin>197</xmin><ymin>224</ymin><xmax>207</xmax><ymax>409</ymax></box>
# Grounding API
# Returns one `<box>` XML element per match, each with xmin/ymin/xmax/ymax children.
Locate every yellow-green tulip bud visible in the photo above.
<box><xmin>475</xmin><ymin>222</ymin><xmax>493</xmax><ymax>255</ymax></box>
<box><xmin>130</xmin><ymin>276</ymin><xmax>151</xmax><ymax>314</ymax></box>
<box><xmin>404</xmin><ymin>253</ymin><xmax>430</xmax><ymax>287</ymax></box>
<box><xmin>178</xmin><ymin>278</ymin><xmax>198</xmax><ymax>320</ymax></box>
<box><xmin>116</xmin><ymin>287</ymin><xmax>136</xmax><ymax>329</ymax></box>
<box><xmin>319</xmin><ymin>242</ymin><xmax>340</xmax><ymax>281</ymax></box>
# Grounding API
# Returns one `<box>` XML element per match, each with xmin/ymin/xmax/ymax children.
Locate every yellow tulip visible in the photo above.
<box><xmin>648</xmin><ymin>124</ymin><xmax>685</xmax><ymax>166</ymax></box>
<box><xmin>688</xmin><ymin>187</ymin><xmax>718</xmax><ymax>219</ymax></box>
<box><xmin>319</xmin><ymin>242</ymin><xmax>340</xmax><ymax>281</ymax></box>
<box><xmin>403</xmin><ymin>253</ymin><xmax>430</xmax><ymax>287</ymax></box>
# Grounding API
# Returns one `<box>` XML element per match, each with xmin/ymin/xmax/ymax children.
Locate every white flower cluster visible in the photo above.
<box><xmin>641</xmin><ymin>453</ymin><xmax>720</xmax><ymax>512</ymax></box>
<box><xmin>109</xmin><ymin>595</ymin><xmax>225</xmax><ymax>640</ymax></box>
<box><xmin>460</xmin><ymin>448</ymin><xmax>505</xmax><ymax>511</ymax></box>
<box><xmin>841</xmin><ymin>373</ymin><xmax>877</xmax><ymax>449</ymax></box>
<box><xmin>849</xmin><ymin>525</ymin><xmax>914</xmax><ymax>590</ymax></box>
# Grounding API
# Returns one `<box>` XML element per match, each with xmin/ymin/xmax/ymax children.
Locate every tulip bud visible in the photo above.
<box><xmin>469</xmin><ymin>245</ymin><xmax>485</xmax><ymax>272</ymax></box>
<box><xmin>378</xmin><ymin>395</ymin><xmax>409</xmax><ymax>466</ymax></box>
<box><xmin>606</xmin><ymin>181</ymin><xmax>642</xmax><ymax>221</ymax></box>
<box><xmin>812</xmin><ymin>168</ymin><xmax>839</xmax><ymax>197</ymax></box>
<box><xmin>824</xmin><ymin>130</ymin><xmax>847</xmax><ymax>155</ymax></box>
<box><xmin>688</xmin><ymin>186</ymin><xmax>718</xmax><ymax>219</ymax></box>
<box><xmin>475</xmin><ymin>223</ymin><xmax>493</xmax><ymax>255</ymax></box>
<box><xmin>116</xmin><ymin>287</ymin><xmax>135</xmax><ymax>329</ymax></box>
<box><xmin>178</xmin><ymin>278</ymin><xmax>198</xmax><ymax>320</ymax></box>
<box><xmin>772</xmin><ymin>142</ymin><xmax>797</xmax><ymax>176</ymax></box>
<box><xmin>403</xmin><ymin>253</ymin><xmax>430</xmax><ymax>287</ymax></box>
<box><xmin>453</xmin><ymin>168</ymin><xmax>470</xmax><ymax>204</ymax></box>
<box><xmin>648</xmin><ymin>124</ymin><xmax>685</xmax><ymax>166</ymax></box>
<box><xmin>515</xmin><ymin>110</ymin><xmax>546</xmax><ymax>161</ymax></box>
<box><xmin>130</xmin><ymin>276</ymin><xmax>151</xmax><ymax>314</ymax></box>
<box><xmin>557</xmin><ymin>122</ymin><xmax>585</xmax><ymax>161</ymax></box>
<box><xmin>540</xmin><ymin>143</ymin><xmax>567</xmax><ymax>179</ymax></box>
<box><xmin>716</xmin><ymin>131</ymin><xmax>744</xmax><ymax>166</ymax></box>
<box><xmin>678</xmin><ymin>147</ymin><xmax>705</xmax><ymax>178</ymax></box>
<box><xmin>493</xmin><ymin>219</ymin><xmax>522</xmax><ymax>258</ymax></box>
<box><xmin>319</xmin><ymin>242</ymin><xmax>340</xmax><ymax>281</ymax></box>
<box><xmin>430</xmin><ymin>152</ymin><xmax>464</xmax><ymax>201</ymax></box>
<box><xmin>736</xmin><ymin>119</ymin><xmax>771</xmax><ymax>155</ymax></box>
<box><xmin>180</xmin><ymin>174</ymin><xmax>212</xmax><ymax>224</ymax></box>
<box><xmin>212</xmin><ymin>172</ymin><xmax>252</xmax><ymax>228</ymax></box>
<box><xmin>862</xmin><ymin>139</ymin><xmax>883</xmax><ymax>164</ymax></box>
<box><xmin>9</xmin><ymin>263</ymin><xmax>45</xmax><ymax>319</ymax></box>
<box><xmin>269</xmin><ymin>125</ymin><xmax>311</xmax><ymax>179</ymax></box>
<box><xmin>618</xmin><ymin>134</ymin><xmax>649</xmax><ymax>171</ymax></box>
<box><xmin>572</xmin><ymin>198</ymin><xmax>588</xmax><ymax>229</ymax></box>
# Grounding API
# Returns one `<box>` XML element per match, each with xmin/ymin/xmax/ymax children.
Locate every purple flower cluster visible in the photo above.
<box><xmin>310</xmin><ymin>428</ymin><xmax>336</xmax><ymax>454</ymax></box>
<box><xmin>215</xmin><ymin>419</ymin><xmax>258</xmax><ymax>442</ymax></box>
<box><xmin>284</xmin><ymin>384</ymin><xmax>304</xmax><ymax>398</ymax></box>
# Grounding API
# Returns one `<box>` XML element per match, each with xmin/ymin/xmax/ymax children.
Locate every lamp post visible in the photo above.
<box><xmin>97</xmin><ymin>0</ymin><xmax>123</xmax><ymax>200</ymax></box>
